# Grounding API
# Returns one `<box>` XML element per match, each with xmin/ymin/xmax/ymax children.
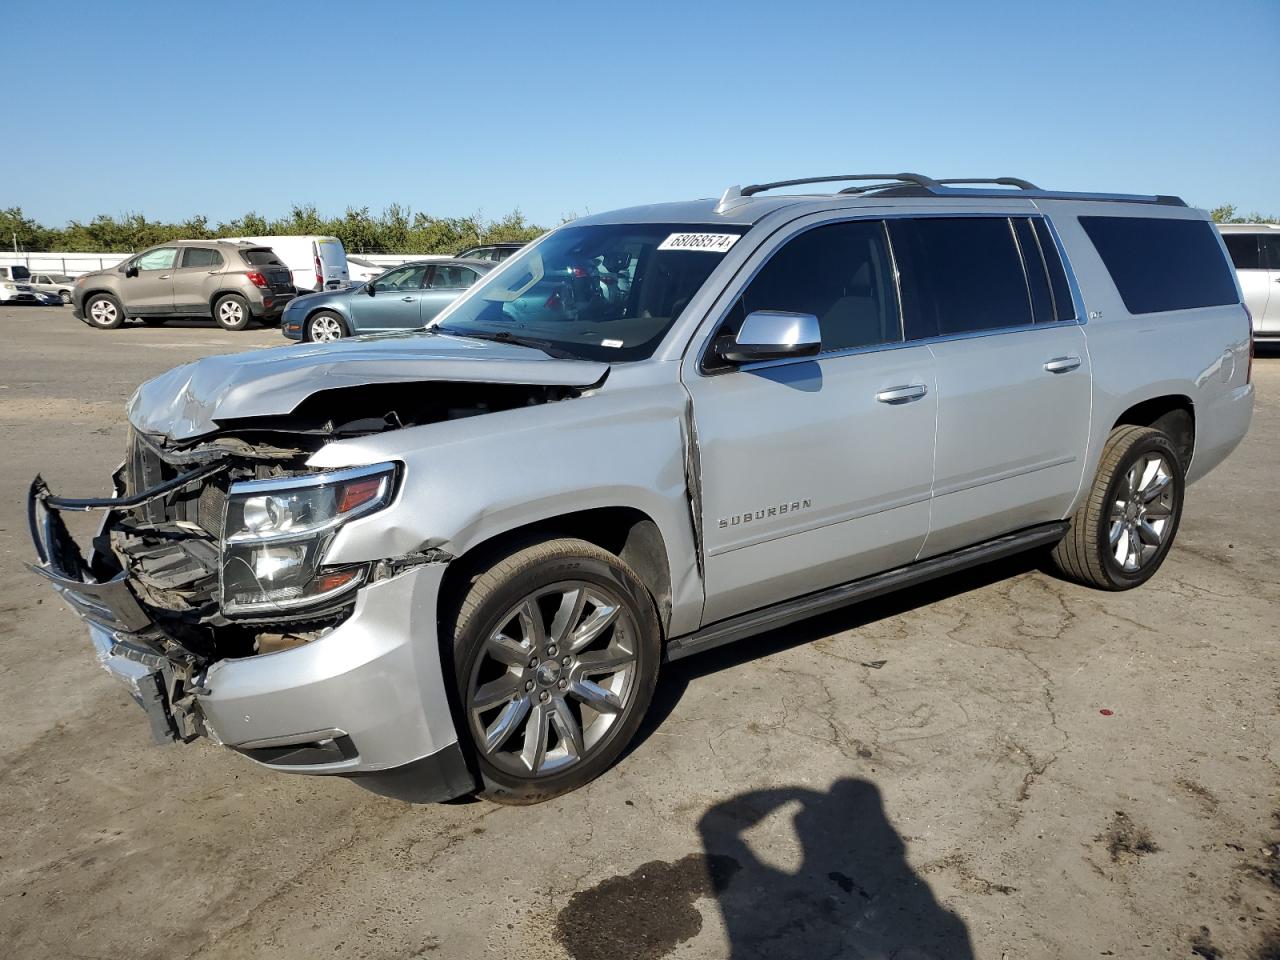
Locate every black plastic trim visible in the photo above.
<box><xmin>341</xmin><ymin>742</ymin><xmax>477</xmax><ymax>803</ymax></box>
<box><xmin>666</xmin><ymin>521</ymin><xmax>1070</xmax><ymax>661</ymax></box>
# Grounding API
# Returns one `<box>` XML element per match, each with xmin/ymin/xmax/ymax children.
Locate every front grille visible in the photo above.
<box><xmin>125</xmin><ymin>429</ymin><xmax>226</xmax><ymax>532</ymax></box>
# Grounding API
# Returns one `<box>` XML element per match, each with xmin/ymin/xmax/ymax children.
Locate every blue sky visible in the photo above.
<box><xmin>6</xmin><ymin>0</ymin><xmax>1277</xmax><ymax>227</ymax></box>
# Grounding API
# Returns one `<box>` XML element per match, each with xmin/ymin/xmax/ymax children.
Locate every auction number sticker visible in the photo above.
<box><xmin>657</xmin><ymin>232</ymin><xmax>740</xmax><ymax>253</ymax></box>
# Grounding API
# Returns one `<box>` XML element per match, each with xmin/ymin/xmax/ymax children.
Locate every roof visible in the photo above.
<box><xmin>574</xmin><ymin>173</ymin><xmax>1191</xmax><ymax>229</ymax></box>
<box><xmin>1216</xmin><ymin>222</ymin><xmax>1280</xmax><ymax>232</ymax></box>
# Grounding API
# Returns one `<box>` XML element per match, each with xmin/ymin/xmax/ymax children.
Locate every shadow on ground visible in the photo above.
<box><xmin>555</xmin><ymin>778</ymin><xmax>973</xmax><ymax>960</ymax></box>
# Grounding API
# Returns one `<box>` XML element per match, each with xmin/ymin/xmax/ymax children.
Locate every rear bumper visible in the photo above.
<box><xmin>27</xmin><ymin>477</ymin><xmax>474</xmax><ymax>803</ymax></box>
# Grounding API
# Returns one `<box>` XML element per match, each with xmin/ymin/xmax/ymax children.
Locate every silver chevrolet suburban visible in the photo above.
<box><xmin>28</xmin><ymin>173</ymin><xmax>1255</xmax><ymax>805</ymax></box>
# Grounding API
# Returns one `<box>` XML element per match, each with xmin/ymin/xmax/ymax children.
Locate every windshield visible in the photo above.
<box><xmin>432</xmin><ymin>223</ymin><xmax>745</xmax><ymax>361</ymax></box>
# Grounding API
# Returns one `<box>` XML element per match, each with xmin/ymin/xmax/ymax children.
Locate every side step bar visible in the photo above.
<box><xmin>666</xmin><ymin>522</ymin><xmax>1069</xmax><ymax>662</ymax></box>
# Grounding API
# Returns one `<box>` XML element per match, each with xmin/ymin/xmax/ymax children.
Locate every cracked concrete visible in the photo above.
<box><xmin>0</xmin><ymin>311</ymin><xmax>1276</xmax><ymax>959</ymax></box>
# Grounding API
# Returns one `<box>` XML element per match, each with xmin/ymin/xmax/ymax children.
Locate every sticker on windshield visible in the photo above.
<box><xmin>601</xmin><ymin>338</ymin><xmax>624</xmax><ymax>348</ymax></box>
<box><xmin>657</xmin><ymin>232</ymin><xmax>740</xmax><ymax>253</ymax></box>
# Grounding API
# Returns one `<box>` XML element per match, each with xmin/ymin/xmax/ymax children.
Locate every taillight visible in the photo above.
<box><xmin>569</xmin><ymin>266</ymin><xmax>588</xmax><ymax>278</ymax></box>
<box><xmin>314</xmin><ymin>254</ymin><xmax>323</xmax><ymax>290</ymax></box>
<box><xmin>246</xmin><ymin>271</ymin><xmax>269</xmax><ymax>288</ymax></box>
<box><xmin>545</xmin><ymin>291</ymin><xmax>562</xmax><ymax>310</ymax></box>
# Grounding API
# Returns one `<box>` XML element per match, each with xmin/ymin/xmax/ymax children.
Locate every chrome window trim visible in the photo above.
<box><xmin>693</xmin><ymin>210</ymin><xmax>1086</xmax><ymax>378</ymax></box>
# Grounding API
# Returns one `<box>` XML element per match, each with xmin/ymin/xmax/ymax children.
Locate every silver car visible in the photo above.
<box><xmin>29</xmin><ymin>173</ymin><xmax>1254</xmax><ymax>805</ymax></box>
<box><xmin>28</xmin><ymin>272</ymin><xmax>77</xmax><ymax>304</ymax></box>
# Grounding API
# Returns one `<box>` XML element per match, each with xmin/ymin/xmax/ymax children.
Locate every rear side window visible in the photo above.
<box><xmin>1263</xmin><ymin>236</ymin><xmax>1280</xmax><ymax>270</ymax></box>
<box><xmin>1079</xmin><ymin>216</ymin><xmax>1239</xmax><ymax>314</ymax></box>
<box><xmin>889</xmin><ymin>217</ymin><xmax>1033</xmax><ymax>339</ymax></box>
<box><xmin>727</xmin><ymin>219</ymin><xmax>902</xmax><ymax>354</ymax></box>
<box><xmin>242</xmin><ymin>249</ymin><xmax>283</xmax><ymax>266</ymax></box>
<box><xmin>182</xmin><ymin>247</ymin><xmax>224</xmax><ymax>268</ymax></box>
<box><xmin>1223</xmin><ymin>234</ymin><xmax>1261</xmax><ymax>270</ymax></box>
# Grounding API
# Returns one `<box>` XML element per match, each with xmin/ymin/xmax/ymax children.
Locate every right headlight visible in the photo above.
<box><xmin>220</xmin><ymin>462</ymin><xmax>397</xmax><ymax>616</ymax></box>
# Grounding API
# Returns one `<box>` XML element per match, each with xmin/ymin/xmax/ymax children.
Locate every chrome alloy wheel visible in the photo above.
<box><xmin>89</xmin><ymin>298</ymin><xmax>118</xmax><ymax>325</ymax></box>
<box><xmin>466</xmin><ymin>582</ymin><xmax>639</xmax><ymax>778</ymax></box>
<box><xmin>217</xmin><ymin>299</ymin><xmax>244</xmax><ymax>325</ymax></box>
<box><xmin>309</xmin><ymin>315</ymin><xmax>344</xmax><ymax>342</ymax></box>
<box><xmin>1109</xmin><ymin>452</ymin><xmax>1175</xmax><ymax>573</ymax></box>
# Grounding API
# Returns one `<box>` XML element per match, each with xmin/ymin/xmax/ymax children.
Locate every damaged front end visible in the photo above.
<box><xmin>28</xmin><ymin>429</ymin><xmax>411</xmax><ymax>743</ymax></box>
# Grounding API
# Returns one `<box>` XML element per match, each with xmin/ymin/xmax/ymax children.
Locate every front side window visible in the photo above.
<box><xmin>182</xmin><ymin>247</ymin><xmax>224</xmax><ymax>269</ymax></box>
<box><xmin>1080</xmin><ymin>216</ymin><xmax>1239</xmax><ymax>315</ymax></box>
<box><xmin>374</xmin><ymin>264</ymin><xmax>428</xmax><ymax>290</ymax></box>
<box><xmin>1223</xmin><ymin>233</ymin><xmax>1262</xmax><ymax>270</ymax></box>
<box><xmin>434</xmin><ymin>222</ymin><xmax>745</xmax><ymax>362</ymax></box>
<box><xmin>714</xmin><ymin>220</ymin><xmax>901</xmax><ymax>357</ymax></box>
<box><xmin>135</xmin><ymin>247</ymin><xmax>177</xmax><ymax>271</ymax></box>
<box><xmin>890</xmin><ymin>217</ymin><xmax>1034</xmax><ymax>339</ymax></box>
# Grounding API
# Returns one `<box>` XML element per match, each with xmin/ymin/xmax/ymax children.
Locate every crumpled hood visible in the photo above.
<box><xmin>127</xmin><ymin>330</ymin><xmax>610</xmax><ymax>441</ymax></box>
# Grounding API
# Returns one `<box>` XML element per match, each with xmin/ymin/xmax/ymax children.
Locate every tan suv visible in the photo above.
<box><xmin>72</xmin><ymin>240</ymin><xmax>296</xmax><ymax>331</ymax></box>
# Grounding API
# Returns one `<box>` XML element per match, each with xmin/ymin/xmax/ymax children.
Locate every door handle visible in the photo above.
<box><xmin>159</xmin><ymin>274</ymin><xmax>171</xmax><ymax>280</ymax></box>
<box><xmin>207</xmin><ymin>269</ymin><xmax>219</xmax><ymax>274</ymax></box>
<box><xmin>401</xmin><ymin>296</ymin><xmax>415</xmax><ymax>302</ymax></box>
<box><xmin>875</xmin><ymin>384</ymin><xmax>928</xmax><ymax>404</ymax></box>
<box><xmin>1043</xmin><ymin>356</ymin><xmax>1081</xmax><ymax>374</ymax></box>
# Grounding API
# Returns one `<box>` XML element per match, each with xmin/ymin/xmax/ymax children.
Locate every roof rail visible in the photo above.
<box><xmin>740</xmin><ymin>173</ymin><xmax>940</xmax><ymax>197</ymax></box>
<box><xmin>934</xmin><ymin>177</ymin><xmax>1040</xmax><ymax>190</ymax></box>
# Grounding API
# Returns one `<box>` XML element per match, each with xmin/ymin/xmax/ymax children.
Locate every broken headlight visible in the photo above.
<box><xmin>220</xmin><ymin>462</ymin><xmax>397</xmax><ymax>616</ymax></box>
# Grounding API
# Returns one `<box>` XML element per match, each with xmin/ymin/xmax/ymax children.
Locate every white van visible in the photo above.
<box><xmin>220</xmin><ymin>235</ymin><xmax>349</xmax><ymax>292</ymax></box>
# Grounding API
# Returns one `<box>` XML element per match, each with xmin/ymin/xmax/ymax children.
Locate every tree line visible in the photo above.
<box><xmin>2</xmin><ymin>202</ymin><xmax>1275</xmax><ymax>256</ymax></box>
<box><xmin>0</xmin><ymin>204</ymin><xmax>548</xmax><ymax>255</ymax></box>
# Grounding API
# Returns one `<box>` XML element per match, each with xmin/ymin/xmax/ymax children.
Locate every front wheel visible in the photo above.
<box><xmin>213</xmin><ymin>294</ymin><xmax>252</xmax><ymax>331</ymax></box>
<box><xmin>84</xmin><ymin>293</ymin><xmax>124</xmax><ymax>329</ymax></box>
<box><xmin>450</xmin><ymin>539</ymin><xmax>661</xmax><ymax>804</ymax></box>
<box><xmin>59</xmin><ymin>290</ymin><xmax>72</xmax><ymax>305</ymax></box>
<box><xmin>306</xmin><ymin>310</ymin><xmax>347</xmax><ymax>342</ymax></box>
<box><xmin>1050</xmin><ymin>425</ymin><xmax>1184</xmax><ymax>590</ymax></box>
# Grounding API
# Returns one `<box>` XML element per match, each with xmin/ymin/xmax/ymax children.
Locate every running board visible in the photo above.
<box><xmin>666</xmin><ymin>522</ymin><xmax>1069</xmax><ymax>662</ymax></box>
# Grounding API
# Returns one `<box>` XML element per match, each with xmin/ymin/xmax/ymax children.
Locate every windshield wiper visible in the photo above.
<box><xmin>434</xmin><ymin>327</ymin><xmax>577</xmax><ymax>360</ymax></box>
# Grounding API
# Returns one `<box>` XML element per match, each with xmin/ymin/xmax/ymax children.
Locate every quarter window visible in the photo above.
<box><xmin>721</xmin><ymin>220</ymin><xmax>902</xmax><ymax>355</ymax></box>
<box><xmin>181</xmin><ymin>247</ymin><xmax>224</xmax><ymax>269</ymax></box>
<box><xmin>135</xmin><ymin>247</ymin><xmax>177</xmax><ymax>271</ymax></box>
<box><xmin>1079</xmin><ymin>216</ymin><xmax>1238</xmax><ymax>315</ymax></box>
<box><xmin>889</xmin><ymin>218</ymin><xmax>1034</xmax><ymax>339</ymax></box>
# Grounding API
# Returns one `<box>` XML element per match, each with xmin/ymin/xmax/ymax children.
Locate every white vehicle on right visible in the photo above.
<box><xmin>1219</xmin><ymin>223</ymin><xmax>1280</xmax><ymax>340</ymax></box>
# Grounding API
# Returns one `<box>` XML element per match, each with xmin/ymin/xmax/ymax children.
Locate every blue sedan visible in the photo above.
<box><xmin>281</xmin><ymin>258</ymin><xmax>493</xmax><ymax>341</ymax></box>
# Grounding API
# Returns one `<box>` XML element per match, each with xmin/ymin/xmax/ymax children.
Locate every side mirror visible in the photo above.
<box><xmin>124</xmin><ymin>265</ymin><xmax>139</xmax><ymax>278</ymax></box>
<box><xmin>716</xmin><ymin>310</ymin><xmax>821</xmax><ymax>364</ymax></box>
<box><xmin>365</xmin><ymin>282</ymin><xmax>376</xmax><ymax>296</ymax></box>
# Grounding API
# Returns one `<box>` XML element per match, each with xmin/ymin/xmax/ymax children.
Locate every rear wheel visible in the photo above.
<box><xmin>306</xmin><ymin>311</ymin><xmax>347</xmax><ymax>342</ymax></box>
<box><xmin>213</xmin><ymin>294</ymin><xmax>252</xmax><ymax>331</ymax></box>
<box><xmin>450</xmin><ymin>539</ymin><xmax>661</xmax><ymax>804</ymax></box>
<box><xmin>84</xmin><ymin>293</ymin><xmax>124</xmax><ymax>330</ymax></box>
<box><xmin>1050</xmin><ymin>425</ymin><xmax>1184</xmax><ymax>590</ymax></box>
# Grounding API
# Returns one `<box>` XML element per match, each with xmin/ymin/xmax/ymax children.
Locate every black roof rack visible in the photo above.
<box><xmin>716</xmin><ymin>173</ymin><xmax>1186</xmax><ymax>211</ymax></box>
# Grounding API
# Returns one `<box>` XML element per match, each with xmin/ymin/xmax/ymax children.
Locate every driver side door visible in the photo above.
<box><xmin>349</xmin><ymin>263</ymin><xmax>429</xmax><ymax>331</ymax></box>
<box><xmin>121</xmin><ymin>247</ymin><xmax>178</xmax><ymax>314</ymax></box>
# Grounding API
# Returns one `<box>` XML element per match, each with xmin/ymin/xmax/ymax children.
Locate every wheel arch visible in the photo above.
<box><xmin>1111</xmin><ymin>394</ymin><xmax>1195</xmax><ymax>469</ymax></box>
<box><xmin>438</xmin><ymin>506</ymin><xmax>674</xmax><ymax>642</ymax></box>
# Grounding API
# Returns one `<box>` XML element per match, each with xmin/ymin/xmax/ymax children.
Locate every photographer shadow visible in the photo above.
<box><xmin>698</xmin><ymin>778</ymin><xmax>974</xmax><ymax>960</ymax></box>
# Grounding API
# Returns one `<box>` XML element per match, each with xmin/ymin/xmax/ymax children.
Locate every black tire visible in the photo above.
<box><xmin>83</xmin><ymin>293</ymin><xmax>124</xmax><ymax>330</ymax></box>
<box><xmin>59</xmin><ymin>290</ymin><xmax>72</xmax><ymax>305</ymax></box>
<box><xmin>213</xmin><ymin>294</ymin><xmax>252</xmax><ymax>331</ymax></box>
<box><xmin>1050</xmin><ymin>425</ymin><xmax>1185</xmax><ymax>590</ymax></box>
<box><xmin>305</xmin><ymin>310</ymin><xmax>348</xmax><ymax>342</ymax></box>
<box><xmin>140</xmin><ymin>317</ymin><xmax>167</xmax><ymax>327</ymax></box>
<box><xmin>448</xmin><ymin>538</ymin><xmax>661</xmax><ymax>805</ymax></box>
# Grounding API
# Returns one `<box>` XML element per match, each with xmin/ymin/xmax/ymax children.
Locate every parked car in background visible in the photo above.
<box><xmin>72</xmin><ymin>240</ymin><xmax>296</xmax><ymax>330</ymax></box>
<box><xmin>1218</xmin><ymin>223</ymin><xmax>1280</xmax><ymax>340</ymax></box>
<box><xmin>220</xmin><ymin>235</ymin><xmax>349</xmax><ymax>292</ymax></box>
<box><xmin>282</xmin><ymin>258</ymin><xmax>492</xmax><ymax>341</ymax></box>
<box><xmin>0</xmin><ymin>265</ymin><xmax>38</xmax><ymax>303</ymax></box>
<box><xmin>35</xmin><ymin>290</ymin><xmax>64</xmax><ymax>306</ymax></box>
<box><xmin>28</xmin><ymin>272</ymin><xmax>76</xmax><ymax>304</ymax></box>
<box><xmin>456</xmin><ymin>242</ymin><xmax>526</xmax><ymax>263</ymax></box>
<box><xmin>346</xmin><ymin>256</ymin><xmax>388</xmax><ymax>285</ymax></box>
<box><xmin>27</xmin><ymin>173</ymin><xmax>1253</xmax><ymax>806</ymax></box>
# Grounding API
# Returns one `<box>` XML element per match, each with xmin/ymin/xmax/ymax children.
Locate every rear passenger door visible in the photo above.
<box><xmin>172</xmin><ymin>246</ymin><xmax>224</xmax><ymax>316</ymax></box>
<box><xmin>889</xmin><ymin>216</ymin><xmax>1092</xmax><ymax>557</ymax></box>
<box><xmin>1223</xmin><ymin>233</ymin><xmax>1270</xmax><ymax>333</ymax></box>
<box><xmin>421</xmin><ymin>265</ymin><xmax>480</xmax><ymax>322</ymax></box>
<box><xmin>686</xmin><ymin>219</ymin><xmax>937</xmax><ymax>624</ymax></box>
